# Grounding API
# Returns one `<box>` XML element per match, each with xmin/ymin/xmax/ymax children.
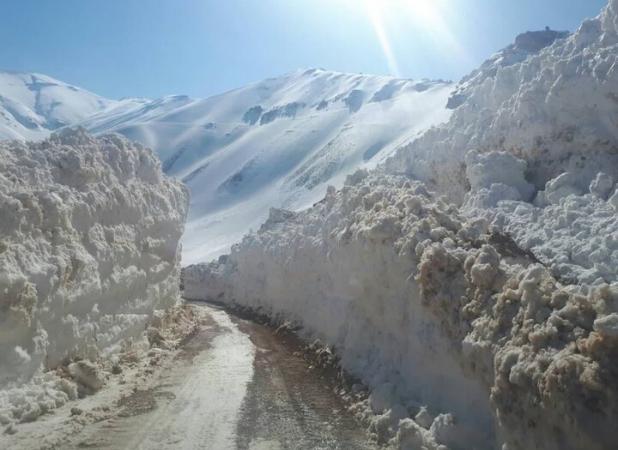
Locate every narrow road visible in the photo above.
<box><xmin>64</xmin><ymin>303</ymin><xmax>376</xmax><ymax>450</ymax></box>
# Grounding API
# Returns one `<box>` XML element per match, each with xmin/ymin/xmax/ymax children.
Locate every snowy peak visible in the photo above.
<box><xmin>236</xmin><ymin>69</ymin><xmax>448</xmax><ymax>124</ymax></box>
<box><xmin>231</xmin><ymin>68</ymin><xmax>448</xmax><ymax>120</ymax></box>
<box><xmin>447</xmin><ymin>28</ymin><xmax>569</xmax><ymax>109</ymax></box>
<box><xmin>0</xmin><ymin>71</ymin><xmax>114</xmax><ymax>140</ymax></box>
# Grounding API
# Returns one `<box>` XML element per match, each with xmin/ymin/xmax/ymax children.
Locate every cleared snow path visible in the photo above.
<box><xmin>44</xmin><ymin>303</ymin><xmax>375</xmax><ymax>450</ymax></box>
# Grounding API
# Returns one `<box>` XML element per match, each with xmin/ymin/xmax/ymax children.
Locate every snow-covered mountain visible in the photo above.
<box><xmin>81</xmin><ymin>70</ymin><xmax>453</xmax><ymax>263</ymax></box>
<box><xmin>0</xmin><ymin>72</ymin><xmax>117</xmax><ymax>141</ymax></box>
<box><xmin>0</xmin><ymin>69</ymin><xmax>453</xmax><ymax>264</ymax></box>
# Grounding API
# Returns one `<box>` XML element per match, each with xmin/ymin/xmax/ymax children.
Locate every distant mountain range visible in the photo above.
<box><xmin>0</xmin><ymin>69</ymin><xmax>455</xmax><ymax>263</ymax></box>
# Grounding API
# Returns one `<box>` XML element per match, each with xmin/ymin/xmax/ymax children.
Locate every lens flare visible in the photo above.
<box><xmin>366</xmin><ymin>0</ymin><xmax>402</xmax><ymax>76</ymax></box>
<box><xmin>364</xmin><ymin>0</ymin><xmax>471</xmax><ymax>77</ymax></box>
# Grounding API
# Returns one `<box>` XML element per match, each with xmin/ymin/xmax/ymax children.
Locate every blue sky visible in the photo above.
<box><xmin>0</xmin><ymin>0</ymin><xmax>607</xmax><ymax>99</ymax></box>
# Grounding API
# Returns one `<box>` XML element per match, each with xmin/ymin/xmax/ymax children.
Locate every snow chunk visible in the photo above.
<box><xmin>610</xmin><ymin>189</ymin><xmax>618</xmax><ymax>211</ymax></box>
<box><xmin>593</xmin><ymin>313</ymin><xmax>618</xmax><ymax>338</ymax></box>
<box><xmin>589</xmin><ymin>172</ymin><xmax>614</xmax><ymax>200</ymax></box>
<box><xmin>414</xmin><ymin>406</ymin><xmax>434</xmax><ymax>429</ymax></box>
<box><xmin>369</xmin><ymin>382</ymin><xmax>396</xmax><ymax>414</ymax></box>
<box><xmin>68</xmin><ymin>360</ymin><xmax>104</xmax><ymax>393</ymax></box>
<box><xmin>544</xmin><ymin>172</ymin><xmax>583</xmax><ymax>204</ymax></box>
<box><xmin>392</xmin><ymin>418</ymin><xmax>447</xmax><ymax>450</ymax></box>
<box><xmin>465</xmin><ymin>150</ymin><xmax>535</xmax><ymax>202</ymax></box>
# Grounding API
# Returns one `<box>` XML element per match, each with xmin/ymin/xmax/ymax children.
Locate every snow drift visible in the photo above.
<box><xmin>184</xmin><ymin>2</ymin><xmax>618</xmax><ymax>449</ymax></box>
<box><xmin>0</xmin><ymin>129</ymin><xmax>188</xmax><ymax>424</ymax></box>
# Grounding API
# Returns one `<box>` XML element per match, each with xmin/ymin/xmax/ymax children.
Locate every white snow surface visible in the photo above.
<box><xmin>465</xmin><ymin>153</ymin><xmax>618</xmax><ymax>285</ymax></box>
<box><xmin>385</xmin><ymin>2</ymin><xmax>618</xmax><ymax>203</ymax></box>
<box><xmin>0</xmin><ymin>129</ymin><xmax>188</xmax><ymax>424</ymax></box>
<box><xmin>0</xmin><ymin>72</ymin><xmax>118</xmax><ymax>141</ymax></box>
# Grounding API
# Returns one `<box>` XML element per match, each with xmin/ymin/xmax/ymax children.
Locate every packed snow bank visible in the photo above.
<box><xmin>184</xmin><ymin>172</ymin><xmax>618</xmax><ymax>449</ymax></box>
<box><xmin>464</xmin><ymin>152</ymin><xmax>618</xmax><ymax>286</ymax></box>
<box><xmin>386</xmin><ymin>0</ymin><xmax>618</xmax><ymax>204</ymax></box>
<box><xmin>184</xmin><ymin>173</ymin><xmax>495</xmax><ymax>448</ymax></box>
<box><xmin>0</xmin><ymin>129</ymin><xmax>188</xmax><ymax>424</ymax></box>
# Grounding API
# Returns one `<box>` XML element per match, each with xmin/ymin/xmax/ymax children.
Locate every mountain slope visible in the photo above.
<box><xmin>78</xmin><ymin>69</ymin><xmax>454</xmax><ymax>263</ymax></box>
<box><xmin>0</xmin><ymin>72</ymin><xmax>116</xmax><ymax>141</ymax></box>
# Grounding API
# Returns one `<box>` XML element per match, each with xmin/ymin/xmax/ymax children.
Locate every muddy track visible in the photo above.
<box><xmin>231</xmin><ymin>311</ymin><xmax>375</xmax><ymax>450</ymax></box>
<box><xmin>48</xmin><ymin>303</ymin><xmax>376</xmax><ymax>450</ymax></box>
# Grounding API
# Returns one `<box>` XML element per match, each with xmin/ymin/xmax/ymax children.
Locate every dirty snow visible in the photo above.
<box><xmin>0</xmin><ymin>129</ymin><xmax>188</xmax><ymax>425</ymax></box>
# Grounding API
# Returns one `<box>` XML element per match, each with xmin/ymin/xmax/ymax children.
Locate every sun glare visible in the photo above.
<box><xmin>363</xmin><ymin>0</ymin><xmax>470</xmax><ymax>76</ymax></box>
<box><xmin>403</xmin><ymin>0</ymin><xmax>442</xmax><ymax>26</ymax></box>
<box><xmin>365</xmin><ymin>0</ymin><xmax>402</xmax><ymax>76</ymax></box>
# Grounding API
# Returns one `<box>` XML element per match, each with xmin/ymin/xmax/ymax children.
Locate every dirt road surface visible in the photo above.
<box><xmin>9</xmin><ymin>303</ymin><xmax>376</xmax><ymax>450</ymax></box>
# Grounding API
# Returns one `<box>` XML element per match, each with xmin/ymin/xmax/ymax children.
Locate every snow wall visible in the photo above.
<box><xmin>385</xmin><ymin>0</ymin><xmax>618</xmax><ymax>205</ymax></box>
<box><xmin>0</xmin><ymin>129</ymin><xmax>189</xmax><ymax>388</ymax></box>
<box><xmin>185</xmin><ymin>171</ymin><xmax>617</xmax><ymax>449</ymax></box>
<box><xmin>184</xmin><ymin>2</ymin><xmax>618</xmax><ymax>449</ymax></box>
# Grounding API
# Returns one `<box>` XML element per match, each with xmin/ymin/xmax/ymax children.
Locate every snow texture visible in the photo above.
<box><xmin>386</xmin><ymin>1</ymin><xmax>618</xmax><ymax>204</ymax></box>
<box><xmin>184</xmin><ymin>172</ymin><xmax>618</xmax><ymax>450</ymax></box>
<box><xmin>0</xmin><ymin>129</ymin><xmax>188</xmax><ymax>424</ymax></box>
<box><xmin>464</xmin><ymin>152</ymin><xmax>618</xmax><ymax>286</ymax></box>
